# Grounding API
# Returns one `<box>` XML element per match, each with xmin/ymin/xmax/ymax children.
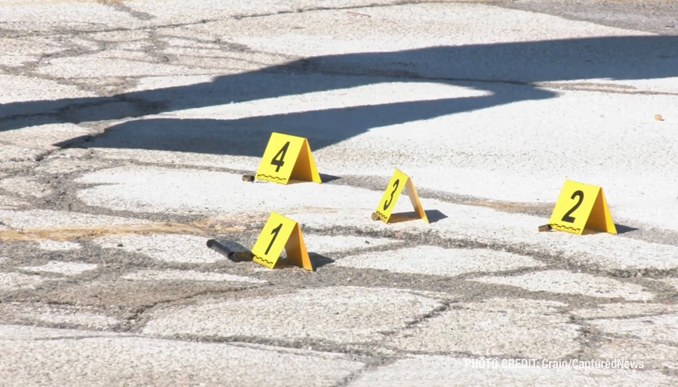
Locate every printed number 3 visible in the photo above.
<box><xmin>383</xmin><ymin>179</ymin><xmax>400</xmax><ymax>211</ymax></box>
<box><xmin>561</xmin><ymin>190</ymin><xmax>584</xmax><ymax>223</ymax></box>
<box><xmin>265</xmin><ymin>223</ymin><xmax>283</xmax><ymax>255</ymax></box>
<box><xmin>271</xmin><ymin>142</ymin><xmax>290</xmax><ymax>173</ymax></box>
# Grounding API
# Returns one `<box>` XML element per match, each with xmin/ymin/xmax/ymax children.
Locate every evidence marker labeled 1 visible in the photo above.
<box><xmin>251</xmin><ymin>212</ymin><xmax>314</xmax><ymax>271</ymax></box>
<box><xmin>255</xmin><ymin>132</ymin><xmax>321</xmax><ymax>185</ymax></box>
<box><xmin>373</xmin><ymin>169</ymin><xmax>428</xmax><ymax>224</ymax></box>
<box><xmin>548</xmin><ymin>180</ymin><xmax>617</xmax><ymax>235</ymax></box>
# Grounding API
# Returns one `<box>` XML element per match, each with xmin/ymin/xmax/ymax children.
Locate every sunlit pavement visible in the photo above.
<box><xmin>1</xmin><ymin>1</ymin><xmax>678</xmax><ymax>385</ymax></box>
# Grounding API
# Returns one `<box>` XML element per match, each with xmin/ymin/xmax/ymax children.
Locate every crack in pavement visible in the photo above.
<box><xmin>6</xmin><ymin>145</ymin><xmax>677</xmax><ymax>248</ymax></box>
<box><xmin>104</xmin><ymin>1</ymin><xmax>155</xmax><ymax>21</ymax></box>
<box><xmin>2</xmin><ymin>1</ymin><xmax>441</xmax><ymax>39</ymax></box>
<box><xmin>536</xmin><ymin>82</ymin><xmax>678</xmax><ymax>97</ymax></box>
<box><xmin>1</xmin><ymin>3</ymin><xmax>677</xmax><ymax>382</ymax></box>
<box><xmin>144</xmin><ymin>332</ymin><xmax>396</xmax><ymax>357</ymax></box>
<box><xmin>6</xmin><ymin>334</ymin><xmax>130</xmax><ymax>342</ymax></box>
<box><xmin>125</xmin><ymin>285</ymin><xmax>264</xmax><ymax>332</ymax></box>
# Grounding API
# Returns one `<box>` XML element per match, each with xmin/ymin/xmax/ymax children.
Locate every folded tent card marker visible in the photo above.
<box><xmin>547</xmin><ymin>180</ymin><xmax>617</xmax><ymax>235</ymax></box>
<box><xmin>255</xmin><ymin>132</ymin><xmax>321</xmax><ymax>185</ymax></box>
<box><xmin>373</xmin><ymin>169</ymin><xmax>429</xmax><ymax>224</ymax></box>
<box><xmin>251</xmin><ymin>212</ymin><xmax>314</xmax><ymax>271</ymax></box>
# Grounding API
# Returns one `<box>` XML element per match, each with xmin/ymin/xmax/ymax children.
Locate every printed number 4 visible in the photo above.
<box><xmin>271</xmin><ymin>142</ymin><xmax>290</xmax><ymax>173</ymax></box>
<box><xmin>383</xmin><ymin>179</ymin><xmax>400</xmax><ymax>211</ymax></box>
<box><xmin>561</xmin><ymin>190</ymin><xmax>584</xmax><ymax>223</ymax></box>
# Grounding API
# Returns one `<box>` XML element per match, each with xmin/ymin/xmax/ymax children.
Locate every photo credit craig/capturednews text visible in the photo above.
<box><xmin>464</xmin><ymin>358</ymin><xmax>644</xmax><ymax>370</ymax></box>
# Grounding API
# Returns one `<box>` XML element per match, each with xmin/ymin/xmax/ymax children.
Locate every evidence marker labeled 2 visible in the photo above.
<box><xmin>548</xmin><ymin>180</ymin><xmax>616</xmax><ymax>235</ymax></box>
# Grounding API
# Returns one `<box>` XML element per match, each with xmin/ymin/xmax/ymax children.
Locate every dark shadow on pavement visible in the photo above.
<box><xmin>54</xmin><ymin>85</ymin><xmax>546</xmax><ymax>156</ymax></box>
<box><xmin>615</xmin><ymin>224</ymin><xmax>640</xmax><ymax>235</ymax></box>
<box><xmin>1</xmin><ymin>35</ymin><xmax>676</xmax><ymax>158</ymax></box>
<box><xmin>387</xmin><ymin>209</ymin><xmax>446</xmax><ymax>224</ymax></box>
<box><xmin>319</xmin><ymin>173</ymin><xmax>341</xmax><ymax>183</ymax></box>
<box><xmin>425</xmin><ymin>209</ymin><xmax>448</xmax><ymax>224</ymax></box>
<box><xmin>580</xmin><ymin>224</ymin><xmax>638</xmax><ymax>235</ymax></box>
<box><xmin>308</xmin><ymin>253</ymin><xmax>335</xmax><ymax>269</ymax></box>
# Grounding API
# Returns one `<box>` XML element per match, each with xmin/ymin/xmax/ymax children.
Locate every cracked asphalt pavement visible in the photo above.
<box><xmin>1</xmin><ymin>0</ymin><xmax>678</xmax><ymax>386</ymax></box>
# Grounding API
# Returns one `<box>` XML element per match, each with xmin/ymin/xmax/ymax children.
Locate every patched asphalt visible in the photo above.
<box><xmin>1</xmin><ymin>1</ymin><xmax>678</xmax><ymax>386</ymax></box>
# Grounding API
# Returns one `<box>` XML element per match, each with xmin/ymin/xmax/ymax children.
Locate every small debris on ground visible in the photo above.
<box><xmin>538</xmin><ymin>224</ymin><xmax>553</xmax><ymax>232</ymax></box>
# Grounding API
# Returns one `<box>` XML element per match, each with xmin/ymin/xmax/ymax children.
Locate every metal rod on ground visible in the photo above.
<box><xmin>206</xmin><ymin>239</ymin><xmax>254</xmax><ymax>262</ymax></box>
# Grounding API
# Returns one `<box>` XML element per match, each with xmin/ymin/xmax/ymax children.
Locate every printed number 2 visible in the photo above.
<box><xmin>265</xmin><ymin>223</ymin><xmax>283</xmax><ymax>255</ymax></box>
<box><xmin>271</xmin><ymin>142</ymin><xmax>290</xmax><ymax>173</ymax></box>
<box><xmin>383</xmin><ymin>179</ymin><xmax>400</xmax><ymax>211</ymax></box>
<box><xmin>561</xmin><ymin>190</ymin><xmax>584</xmax><ymax>223</ymax></box>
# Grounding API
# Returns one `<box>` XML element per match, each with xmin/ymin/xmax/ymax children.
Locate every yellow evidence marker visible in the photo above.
<box><xmin>255</xmin><ymin>132</ymin><xmax>321</xmax><ymax>185</ymax></box>
<box><xmin>373</xmin><ymin>169</ymin><xmax>429</xmax><ymax>224</ymax></box>
<box><xmin>548</xmin><ymin>180</ymin><xmax>617</xmax><ymax>235</ymax></box>
<box><xmin>251</xmin><ymin>212</ymin><xmax>314</xmax><ymax>271</ymax></box>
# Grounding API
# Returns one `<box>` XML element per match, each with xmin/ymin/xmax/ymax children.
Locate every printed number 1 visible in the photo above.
<box><xmin>271</xmin><ymin>142</ymin><xmax>290</xmax><ymax>173</ymax></box>
<box><xmin>383</xmin><ymin>179</ymin><xmax>400</xmax><ymax>211</ymax></box>
<box><xmin>561</xmin><ymin>190</ymin><xmax>584</xmax><ymax>223</ymax></box>
<box><xmin>265</xmin><ymin>223</ymin><xmax>283</xmax><ymax>255</ymax></box>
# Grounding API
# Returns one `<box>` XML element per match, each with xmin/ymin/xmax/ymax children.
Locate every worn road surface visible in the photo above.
<box><xmin>1</xmin><ymin>0</ymin><xmax>678</xmax><ymax>386</ymax></box>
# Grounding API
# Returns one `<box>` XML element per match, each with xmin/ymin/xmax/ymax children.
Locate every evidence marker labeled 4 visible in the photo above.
<box><xmin>255</xmin><ymin>132</ymin><xmax>321</xmax><ymax>185</ymax></box>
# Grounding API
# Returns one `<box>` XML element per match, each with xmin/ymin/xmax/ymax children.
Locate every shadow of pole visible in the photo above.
<box><xmin>0</xmin><ymin>35</ymin><xmax>675</xmax><ymax>158</ymax></box>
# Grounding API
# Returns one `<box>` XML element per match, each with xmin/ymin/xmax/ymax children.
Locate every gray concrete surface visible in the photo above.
<box><xmin>1</xmin><ymin>0</ymin><xmax>678</xmax><ymax>385</ymax></box>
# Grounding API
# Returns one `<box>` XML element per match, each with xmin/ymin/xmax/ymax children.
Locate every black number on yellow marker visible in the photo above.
<box><xmin>271</xmin><ymin>142</ymin><xmax>290</xmax><ymax>172</ymax></box>
<box><xmin>561</xmin><ymin>190</ymin><xmax>584</xmax><ymax>223</ymax></box>
<box><xmin>265</xmin><ymin>223</ymin><xmax>283</xmax><ymax>255</ymax></box>
<box><xmin>383</xmin><ymin>179</ymin><xmax>400</xmax><ymax>211</ymax></box>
